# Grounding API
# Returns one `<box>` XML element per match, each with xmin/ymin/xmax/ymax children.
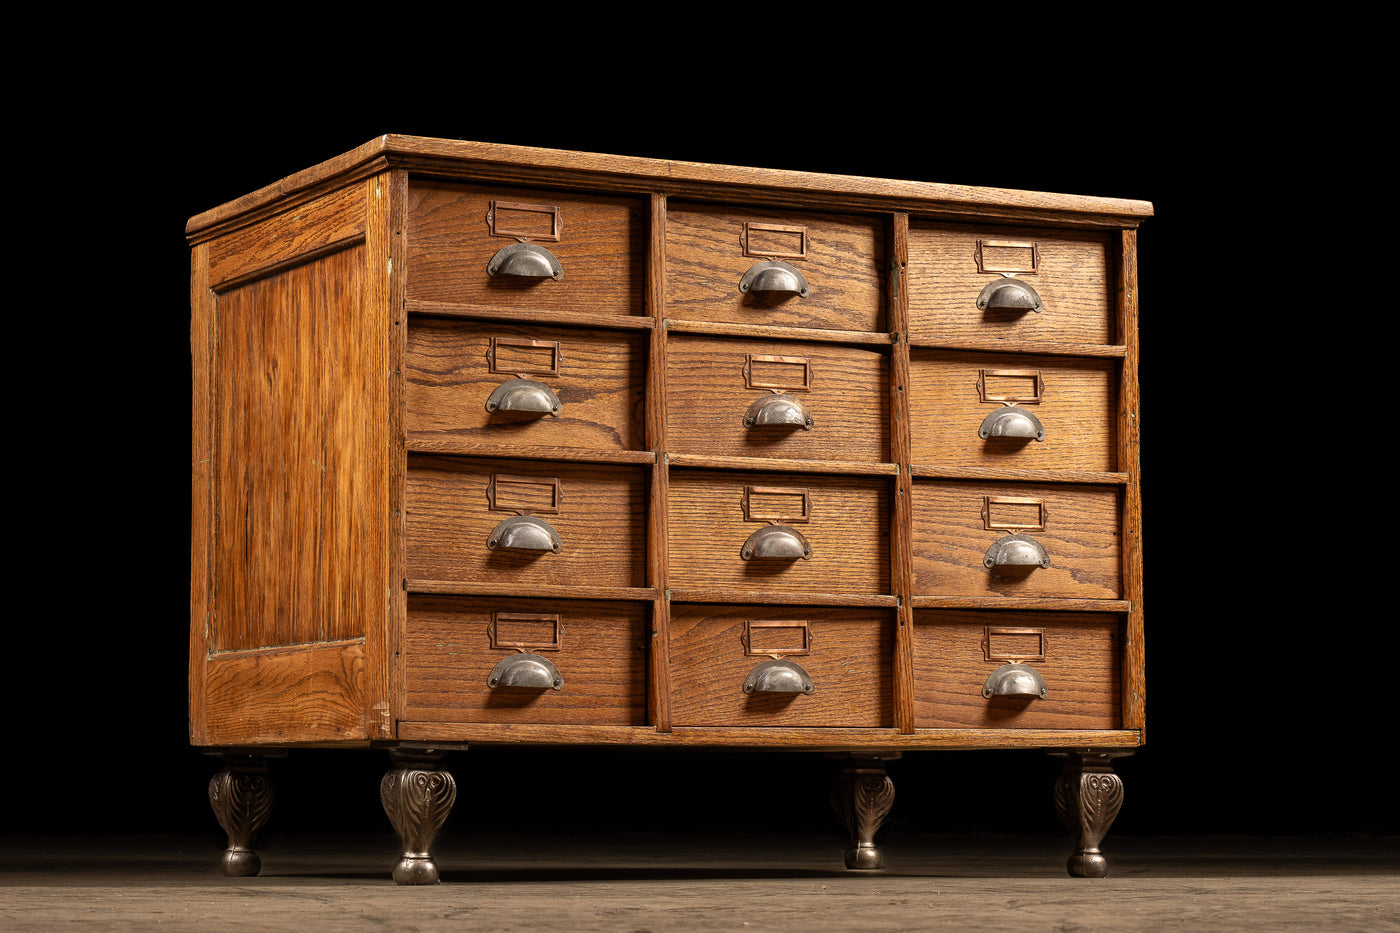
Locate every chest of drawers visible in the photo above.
<box><xmin>189</xmin><ymin>136</ymin><xmax>1149</xmax><ymax>882</ymax></box>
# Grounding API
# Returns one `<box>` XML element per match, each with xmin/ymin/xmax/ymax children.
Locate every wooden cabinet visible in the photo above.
<box><xmin>189</xmin><ymin>136</ymin><xmax>1149</xmax><ymax>883</ymax></box>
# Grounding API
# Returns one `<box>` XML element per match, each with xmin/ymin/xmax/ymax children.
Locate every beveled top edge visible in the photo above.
<box><xmin>186</xmin><ymin>134</ymin><xmax>1155</xmax><ymax>238</ymax></box>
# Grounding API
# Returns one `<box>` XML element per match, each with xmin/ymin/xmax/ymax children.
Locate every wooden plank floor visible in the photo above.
<box><xmin>2</xmin><ymin>834</ymin><xmax>1397</xmax><ymax>931</ymax></box>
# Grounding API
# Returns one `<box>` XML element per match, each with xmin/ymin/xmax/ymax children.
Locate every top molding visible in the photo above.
<box><xmin>186</xmin><ymin>135</ymin><xmax>1155</xmax><ymax>242</ymax></box>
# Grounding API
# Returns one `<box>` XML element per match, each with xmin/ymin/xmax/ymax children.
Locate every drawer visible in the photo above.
<box><xmin>407</xmin><ymin>456</ymin><xmax>647</xmax><ymax>588</ymax></box>
<box><xmin>667</xmin><ymin>471</ymin><xmax>889</xmax><ymax>596</ymax></box>
<box><xmin>908</xmin><ymin>350</ymin><xmax>1118</xmax><ymax>472</ymax></box>
<box><xmin>907</xmin><ymin>223</ymin><xmax>1113</xmax><ymax>345</ymax></box>
<box><xmin>911</xmin><ymin>481</ymin><xmax>1121</xmax><ymax>599</ymax></box>
<box><xmin>912</xmin><ymin>610</ymin><xmax>1120</xmax><ymax>729</ymax></box>
<box><xmin>404</xmin><ymin>596</ymin><xmax>647</xmax><ymax>725</ymax></box>
<box><xmin>669</xmin><ymin>604</ymin><xmax>892</xmax><ymax>727</ymax></box>
<box><xmin>666</xmin><ymin>335</ymin><xmax>889</xmax><ymax>462</ymax></box>
<box><xmin>405</xmin><ymin>181</ymin><xmax>646</xmax><ymax>315</ymax></box>
<box><xmin>665</xmin><ymin>203</ymin><xmax>884</xmax><ymax>332</ymax></box>
<box><xmin>406</xmin><ymin>320</ymin><xmax>647</xmax><ymax>451</ymax></box>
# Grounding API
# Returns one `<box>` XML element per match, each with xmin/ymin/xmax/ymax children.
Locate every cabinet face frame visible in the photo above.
<box><xmin>189</xmin><ymin>138</ymin><xmax>1148</xmax><ymax>753</ymax></box>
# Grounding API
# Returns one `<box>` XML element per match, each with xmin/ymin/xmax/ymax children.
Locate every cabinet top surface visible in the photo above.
<box><xmin>186</xmin><ymin>135</ymin><xmax>1154</xmax><ymax>240</ymax></box>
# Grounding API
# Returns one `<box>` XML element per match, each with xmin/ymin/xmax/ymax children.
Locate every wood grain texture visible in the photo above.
<box><xmin>647</xmin><ymin>193</ymin><xmax>672</xmax><ymax>731</ymax></box>
<box><xmin>889</xmin><ymin>212</ymin><xmax>917</xmax><ymax>735</ymax></box>
<box><xmin>405</xmin><ymin>181</ymin><xmax>645</xmax><ymax>314</ymax></box>
<box><xmin>206</xmin><ymin>182</ymin><xmax>367</xmax><ymax>288</ymax></box>
<box><xmin>909</xmin><ymin>349</ymin><xmax>1119</xmax><ymax>472</ymax></box>
<box><xmin>667</xmin><ymin>470</ymin><xmax>889</xmax><ymax>596</ymax></box>
<box><xmin>403</xmin><ymin>596</ymin><xmax>647</xmax><ymax>726</ymax></box>
<box><xmin>397</xmin><ymin>722</ymin><xmax>1140</xmax><ymax>748</ymax></box>
<box><xmin>210</xmin><ymin>220</ymin><xmax>384</xmax><ymax>653</ymax></box>
<box><xmin>665</xmin><ymin>334</ymin><xmax>889</xmax><ymax>462</ymax></box>
<box><xmin>668</xmin><ymin>604</ymin><xmax>892</xmax><ymax>728</ymax></box>
<box><xmin>665</xmin><ymin>203</ymin><xmax>884</xmax><ymax>332</ymax></box>
<box><xmin>911</xmin><ymin>480</ymin><xmax>1121</xmax><ymax>599</ymax></box>
<box><xmin>406</xmin><ymin>456</ymin><xmax>647</xmax><ymax>588</ymax></box>
<box><xmin>187</xmin><ymin>137</ymin><xmax>1153</xmax><ymax>239</ymax></box>
<box><xmin>912</xmin><ymin>611</ymin><xmax>1120</xmax><ymax>730</ymax></box>
<box><xmin>190</xmin><ymin>242</ymin><xmax>212</xmax><ymax>743</ymax></box>
<box><xmin>1118</xmin><ymin>229</ymin><xmax>1146</xmax><ymax>734</ymax></box>
<box><xmin>405</xmin><ymin>320</ymin><xmax>646</xmax><ymax>451</ymax></box>
<box><xmin>908</xmin><ymin>223</ymin><xmax>1113</xmax><ymax>346</ymax></box>
<box><xmin>204</xmin><ymin>641</ymin><xmax>369</xmax><ymax>745</ymax></box>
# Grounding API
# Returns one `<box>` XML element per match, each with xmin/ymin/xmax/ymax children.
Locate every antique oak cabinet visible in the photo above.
<box><xmin>188</xmin><ymin>136</ymin><xmax>1149</xmax><ymax>882</ymax></box>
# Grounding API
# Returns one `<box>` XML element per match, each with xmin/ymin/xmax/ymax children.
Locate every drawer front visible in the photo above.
<box><xmin>911</xmin><ymin>481</ymin><xmax>1121</xmax><ymax>599</ymax></box>
<box><xmin>669</xmin><ymin>604</ymin><xmax>892</xmax><ymax>727</ymax></box>
<box><xmin>404</xmin><ymin>596</ymin><xmax>647</xmax><ymax>725</ymax></box>
<box><xmin>407</xmin><ymin>457</ymin><xmax>647</xmax><ymax>588</ymax></box>
<box><xmin>908</xmin><ymin>350</ymin><xmax>1118</xmax><ymax>471</ymax></box>
<box><xmin>907</xmin><ymin>224</ymin><xmax>1113</xmax><ymax>345</ymax></box>
<box><xmin>912</xmin><ymin>610</ymin><xmax>1120</xmax><ymax>729</ymax></box>
<box><xmin>667</xmin><ymin>471</ymin><xmax>889</xmax><ymax>595</ymax></box>
<box><xmin>406</xmin><ymin>181</ymin><xmax>646</xmax><ymax>315</ymax></box>
<box><xmin>666</xmin><ymin>335</ymin><xmax>889</xmax><ymax>462</ymax></box>
<box><xmin>406</xmin><ymin>320</ymin><xmax>647</xmax><ymax>451</ymax></box>
<box><xmin>665</xmin><ymin>204</ymin><xmax>884</xmax><ymax>332</ymax></box>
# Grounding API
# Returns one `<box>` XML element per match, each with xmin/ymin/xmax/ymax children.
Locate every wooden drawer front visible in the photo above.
<box><xmin>405</xmin><ymin>181</ymin><xmax>646</xmax><ymax>315</ymax></box>
<box><xmin>404</xmin><ymin>596</ymin><xmax>647</xmax><ymax>725</ymax></box>
<box><xmin>911</xmin><ymin>481</ymin><xmax>1121</xmax><ymax>599</ymax></box>
<box><xmin>908</xmin><ymin>350</ymin><xmax>1118</xmax><ymax>471</ymax></box>
<box><xmin>407</xmin><ymin>457</ymin><xmax>647</xmax><ymax>588</ymax></box>
<box><xmin>666</xmin><ymin>335</ymin><xmax>889</xmax><ymax>462</ymax></box>
<box><xmin>912</xmin><ymin>611</ymin><xmax>1120</xmax><ymax>729</ymax></box>
<box><xmin>406</xmin><ymin>320</ymin><xmax>647</xmax><ymax>451</ymax></box>
<box><xmin>907</xmin><ymin>224</ymin><xmax>1113</xmax><ymax>345</ymax></box>
<box><xmin>667</xmin><ymin>471</ymin><xmax>889</xmax><ymax>595</ymax></box>
<box><xmin>665</xmin><ymin>204</ymin><xmax>884</xmax><ymax>332</ymax></box>
<box><xmin>669</xmin><ymin>605</ymin><xmax>892</xmax><ymax>727</ymax></box>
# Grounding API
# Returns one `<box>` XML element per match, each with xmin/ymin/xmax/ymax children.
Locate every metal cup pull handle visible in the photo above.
<box><xmin>743</xmin><ymin>394</ymin><xmax>814</xmax><ymax>430</ymax></box>
<box><xmin>976</xmin><ymin>278</ymin><xmax>1042</xmax><ymax>312</ymax></box>
<box><xmin>487</xmin><ymin>242</ymin><xmax>564</xmax><ymax>280</ymax></box>
<box><xmin>978</xmin><ymin>406</ymin><xmax>1045</xmax><ymax>441</ymax></box>
<box><xmin>488</xmin><ymin>653</ymin><xmax>564</xmax><ymax>691</ymax></box>
<box><xmin>738</xmin><ymin>260</ymin><xmax>810</xmax><ymax>298</ymax></box>
<box><xmin>982</xmin><ymin>662</ymin><xmax>1047</xmax><ymax>700</ymax></box>
<box><xmin>743</xmin><ymin>658</ymin><xmax>814</xmax><ymax>695</ymax></box>
<box><xmin>485</xmin><ymin>378</ymin><xmax>562</xmax><ymax>415</ymax></box>
<box><xmin>983</xmin><ymin>533</ymin><xmax>1049</xmax><ymax>569</ymax></box>
<box><xmin>740</xmin><ymin>525</ymin><xmax>812</xmax><ymax>561</ymax></box>
<box><xmin>486</xmin><ymin>515</ymin><xmax>562</xmax><ymax>553</ymax></box>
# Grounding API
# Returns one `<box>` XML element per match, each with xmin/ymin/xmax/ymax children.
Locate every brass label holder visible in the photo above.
<box><xmin>488</xmin><ymin>474</ymin><xmax>563</xmax><ymax>514</ymax></box>
<box><xmin>982</xmin><ymin>627</ymin><xmax>1046</xmax><ymax>662</ymax></box>
<box><xmin>743</xmin><ymin>486</ymin><xmax>812</xmax><ymax>523</ymax></box>
<box><xmin>978</xmin><ymin>368</ymin><xmax>1044</xmax><ymax>404</ymax></box>
<box><xmin>488</xmin><ymin>336</ymin><xmax>563</xmax><ymax>377</ymax></box>
<box><xmin>487</xmin><ymin>200</ymin><xmax>562</xmax><ymax>242</ymax></box>
<box><xmin>975</xmin><ymin>238</ymin><xmax>1039</xmax><ymax>275</ymax></box>
<box><xmin>742</xmin><ymin>619</ymin><xmax>812</xmax><ymax>658</ymax></box>
<box><xmin>741</xmin><ymin>222</ymin><xmax>808</xmax><ymax>261</ymax></box>
<box><xmin>743</xmin><ymin>354</ymin><xmax>814</xmax><ymax>392</ymax></box>
<box><xmin>982</xmin><ymin>495</ymin><xmax>1047</xmax><ymax>532</ymax></box>
<box><xmin>490</xmin><ymin>612</ymin><xmax>563</xmax><ymax>651</ymax></box>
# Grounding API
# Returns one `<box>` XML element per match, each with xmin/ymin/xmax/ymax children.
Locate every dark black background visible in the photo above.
<box><xmin>13</xmin><ymin>48</ymin><xmax>1385</xmax><ymax>849</ymax></box>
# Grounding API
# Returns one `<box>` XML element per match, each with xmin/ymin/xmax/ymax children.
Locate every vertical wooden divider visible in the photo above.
<box><xmin>1117</xmin><ymin>229</ymin><xmax>1145</xmax><ymax>737</ymax></box>
<box><xmin>647</xmin><ymin>193</ymin><xmax>673</xmax><ymax>732</ymax></box>
<box><xmin>384</xmin><ymin>169</ymin><xmax>409</xmax><ymax>739</ymax></box>
<box><xmin>189</xmin><ymin>242</ymin><xmax>211</xmax><ymax>746</ymax></box>
<box><xmin>889</xmin><ymin>213</ymin><xmax>917</xmax><ymax>734</ymax></box>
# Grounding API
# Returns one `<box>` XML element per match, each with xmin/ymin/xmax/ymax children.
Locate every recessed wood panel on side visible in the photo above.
<box><xmin>203</xmin><ymin>641</ymin><xmax>369</xmax><ymax>744</ymax></box>
<box><xmin>212</xmin><ymin>243</ymin><xmax>382</xmax><ymax>652</ymax></box>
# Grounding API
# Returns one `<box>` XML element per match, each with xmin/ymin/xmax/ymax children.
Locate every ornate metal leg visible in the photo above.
<box><xmin>381</xmin><ymin>750</ymin><xmax>457</xmax><ymax>885</ymax></box>
<box><xmin>208</xmin><ymin>755</ymin><xmax>274</xmax><ymax>877</ymax></box>
<box><xmin>1052</xmin><ymin>749</ymin><xmax>1129</xmax><ymax>878</ymax></box>
<box><xmin>831</xmin><ymin>754</ymin><xmax>897</xmax><ymax>870</ymax></box>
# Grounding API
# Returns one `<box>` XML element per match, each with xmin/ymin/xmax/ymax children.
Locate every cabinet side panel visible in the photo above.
<box><xmin>212</xmin><ymin>244</ymin><xmax>374</xmax><ymax>651</ymax></box>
